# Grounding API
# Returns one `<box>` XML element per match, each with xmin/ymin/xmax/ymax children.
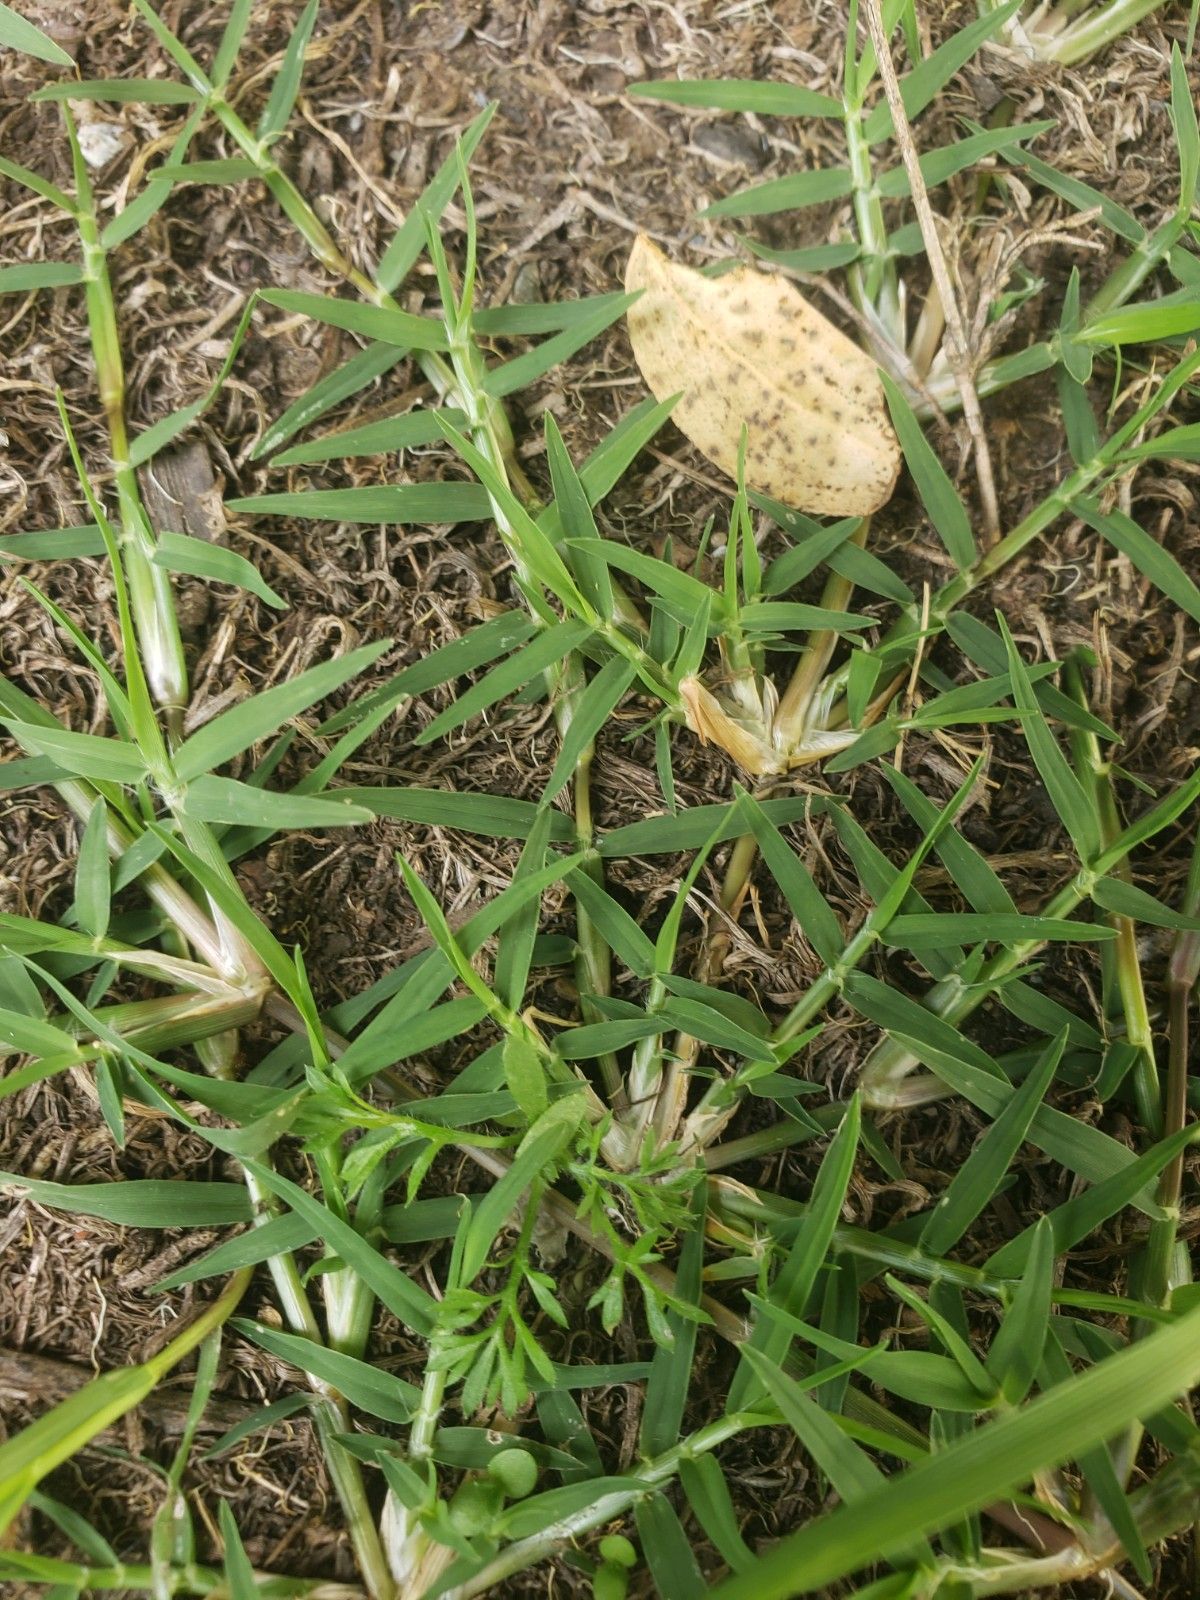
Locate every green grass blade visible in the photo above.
<box><xmin>919</xmin><ymin>1033</ymin><xmax>1065</xmax><ymax>1257</ymax></box>
<box><xmin>270</xmin><ymin>406</ymin><xmax>463</xmax><ymax>467</ymax></box>
<box><xmin>218</xmin><ymin>1502</ymin><xmax>259</xmax><ymax>1600</ymax></box>
<box><xmin>259</xmin><ymin>286</ymin><xmax>449</xmax><ymax>350</ymax></box>
<box><xmin>181</xmin><ymin>775</ymin><xmax>373</xmax><ymax>829</ymax></box>
<box><xmin>32</xmin><ymin>78</ymin><xmax>201</xmax><ymax>104</ymax></box>
<box><xmin>728</xmin><ymin>1097</ymin><xmax>860</xmax><ymax>1412</ymax></box>
<box><xmin>233</xmin><ymin>1319</ymin><xmax>419</xmax><ymax>1421</ymax></box>
<box><xmin>986</xmin><ymin>1217</ymin><xmax>1053</xmax><ymax>1404</ymax></box>
<box><xmin>172</xmin><ymin>639</ymin><xmax>389</xmax><ymax>781</ymax></box>
<box><xmin>414</xmin><ymin>620</ymin><xmax>593</xmax><ymax>747</ymax></box>
<box><xmin>376</xmin><ymin>103</ymin><xmax>496</xmax><ymax>293</ymax></box>
<box><xmin>0</xmin><ymin>261</ymin><xmax>85</xmax><ymax>293</ymax></box>
<box><xmin>229</xmin><ymin>482</ymin><xmax>492</xmax><ymax>524</ymax></box>
<box><xmin>0</xmin><ymin>0</ymin><xmax>73</xmax><ymax>64</ymax></box>
<box><xmin>702</xmin><ymin>165</ymin><xmax>854</xmax><ymax>219</ymax></box>
<box><xmin>252</xmin><ymin>342</ymin><xmax>407</xmax><ymax>459</ymax></box>
<box><xmin>999</xmin><ymin>617</ymin><xmax>1101</xmax><ymax>863</ymax></box>
<box><xmin>482</xmin><ymin>294</ymin><xmax>638</xmax><ymax>398</ymax></box>
<box><xmin>629</xmin><ymin>78</ymin><xmax>840</xmax><ymax>117</ymax></box>
<box><xmin>880</xmin><ymin>373</ymin><xmax>975</xmax><ymax>570</ymax></box>
<box><xmin>636</xmin><ymin>1492</ymin><xmax>705</xmax><ymax>1600</ymax></box>
<box><xmin>257</xmin><ymin>0</ymin><xmax>318</xmax><ymax>135</ymax></box>
<box><xmin>152</xmin><ymin>529</ymin><xmax>286</xmax><ymax>610</ymax></box>
<box><xmin>712</xmin><ymin>1302</ymin><xmax>1200</xmax><ymax>1599</ymax></box>
<box><xmin>862</xmin><ymin>0</ymin><xmax>1021</xmax><ymax>143</ymax></box>
<box><xmin>541</xmin><ymin>658</ymin><xmax>634</xmax><ymax>806</ymax></box>
<box><xmin>1073</xmin><ymin>496</ymin><xmax>1200</xmax><ymax>624</ymax></box>
<box><xmin>319</xmin><ymin>610</ymin><xmax>537</xmax><ymax>735</ymax></box>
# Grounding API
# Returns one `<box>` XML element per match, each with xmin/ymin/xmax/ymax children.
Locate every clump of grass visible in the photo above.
<box><xmin>0</xmin><ymin>4</ymin><xmax>1198</xmax><ymax>1599</ymax></box>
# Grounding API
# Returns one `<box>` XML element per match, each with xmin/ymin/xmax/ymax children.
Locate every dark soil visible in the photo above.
<box><xmin>1</xmin><ymin>1</ymin><xmax>1197</xmax><ymax>1595</ymax></box>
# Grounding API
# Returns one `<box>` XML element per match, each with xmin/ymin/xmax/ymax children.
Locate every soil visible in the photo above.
<box><xmin>1</xmin><ymin>1</ymin><xmax>1197</xmax><ymax>1596</ymax></box>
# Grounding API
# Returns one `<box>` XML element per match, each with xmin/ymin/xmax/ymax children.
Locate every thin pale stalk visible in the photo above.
<box><xmin>865</xmin><ymin>0</ymin><xmax>1000</xmax><ymax>540</ymax></box>
<box><xmin>1036</xmin><ymin>0</ymin><xmax>1168</xmax><ymax>64</ymax></box>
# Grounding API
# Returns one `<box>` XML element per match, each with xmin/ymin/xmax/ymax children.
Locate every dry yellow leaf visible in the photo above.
<box><xmin>625</xmin><ymin>236</ymin><xmax>900</xmax><ymax>517</ymax></box>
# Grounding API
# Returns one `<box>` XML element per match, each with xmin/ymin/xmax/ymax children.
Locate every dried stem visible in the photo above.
<box><xmin>863</xmin><ymin>0</ymin><xmax>1001</xmax><ymax>541</ymax></box>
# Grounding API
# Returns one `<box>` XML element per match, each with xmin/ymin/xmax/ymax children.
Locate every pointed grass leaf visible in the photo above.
<box><xmin>229</xmin><ymin>481</ymin><xmax>492</xmax><ymax>525</ymax></box>
<box><xmin>1</xmin><ymin>724</ymin><xmax>146</xmax><ymax>786</ymax></box>
<box><xmin>919</xmin><ymin>1033</ymin><xmax>1065</xmax><ymax>1257</ymax></box>
<box><xmin>0</xmin><ymin>1172</ymin><xmax>253</xmax><ymax>1226</ymax></box>
<box><xmin>483</xmin><ymin>293</ymin><xmax>639</xmax><ymax>398</ymax></box>
<box><xmin>337</xmin><ymin>786</ymin><xmax>568</xmax><ymax>843</ymax></box>
<box><xmin>625</xmin><ymin>235</ymin><xmax>899</xmax><ymax>516</ymax></box>
<box><xmin>0</xmin><ymin>154</ymin><xmax>75</xmax><ymax>213</ymax></box>
<box><xmin>544</xmin><ymin>411</ymin><xmax>613</xmax><ymax>616</ymax></box>
<box><xmin>574</xmin><ymin>394</ymin><xmax>679</xmax><ymax>509</ymax></box>
<box><xmin>711</xmin><ymin>1302</ymin><xmax>1200</xmax><ymax>1600</ymax></box>
<box><xmin>319</xmin><ymin>609</ymin><xmax>538</xmax><ymax>735</ymax></box>
<box><xmin>181</xmin><ymin>775</ymin><xmax>373</xmax><ymax>829</ymax></box>
<box><xmin>636</xmin><ymin>1493</ymin><xmax>705</xmax><ymax>1600</ymax></box>
<box><xmin>253</xmin><ymin>342</ymin><xmax>407</xmax><ymax>460</ymax></box>
<box><xmin>494</xmin><ymin>810</ymin><xmax>552</xmax><ymax>1010</ymax></box>
<box><xmin>881</xmin><ymin>765</ymin><xmax>1014</xmax><ymax>917</ymax></box>
<box><xmin>999</xmin><ymin>617</ymin><xmax>1100</xmax><ymax>863</ymax></box>
<box><xmin>885</xmin><ymin>1029</ymin><xmax>1160</xmax><ymax>1213</ymax></box>
<box><xmin>270</xmin><ymin>405</ymin><xmax>462</xmax><ymax>467</ymax></box>
<box><xmin>415</xmin><ymin>620</ymin><xmax>593</xmax><ymax>746</ymax></box>
<box><xmin>640</xmin><ymin>1203</ymin><xmax>704</xmax><ymax>1456</ymax></box>
<box><xmin>31</xmin><ymin>78</ymin><xmax>202</xmax><ymax>104</ymax></box>
<box><xmin>881</xmin><ymin>913</ymin><xmax>1113</xmax><ymax>951</ymax></box>
<box><xmin>629</xmin><ymin>78</ymin><xmax>840</xmax><ymax>117</ymax></box>
<box><xmin>702</xmin><ymin>165</ymin><xmax>855</xmax><ymax>219</ymax></box>
<box><xmin>599</xmin><ymin>795</ymin><xmax>830</xmax><ymax>856</ymax></box>
<box><xmin>0</xmin><ymin>1</ymin><xmax>73</xmax><ymax>64</ymax></box>
<box><xmin>986</xmin><ymin>1216</ymin><xmax>1053</xmax><ymax>1405</ymax></box>
<box><xmin>502</xmin><ymin>1033</ymin><xmax>548</xmax><ymax>1123</ymax></box>
<box><xmin>0</xmin><ymin>261</ymin><xmax>84</xmax><ymax>294</ymax></box>
<box><xmin>1092</xmin><ymin>876</ymin><xmax>1200</xmax><ymax>929</ymax></box>
<box><xmin>742</xmin><ymin>1349</ymin><xmax>932</xmax><ymax>1566</ymax></box>
<box><xmin>729</xmin><ymin>1096</ymin><xmax>860</xmax><ymax>1412</ymax></box>
<box><xmin>155</xmin><ymin>1213</ymin><xmax>315</xmax><ymax>1290</ymax></box>
<box><xmin>541</xmin><ymin>658</ymin><xmax>635</xmax><ymax>805</ymax></box>
<box><xmin>875</xmin><ymin>122</ymin><xmax>1056</xmax><ymax>201</ymax></box>
<box><xmin>880</xmin><ymin>373</ymin><xmax>975</xmax><ymax>569</ymax></box>
<box><xmin>459</xmin><ymin>1101</ymin><xmax>583</xmax><ymax>1282</ymax></box>
<box><xmin>1072</xmin><ymin>496</ymin><xmax>1200</xmax><ymax>625</ymax></box>
<box><xmin>861</xmin><ymin>0</ymin><xmax>1021</xmax><ymax>143</ymax></box>
<box><xmin>242</xmin><ymin>1160</ymin><xmax>434</xmax><ymax>1334</ymax></box>
<box><xmin>259</xmin><ymin>287</ymin><xmax>449</xmax><ymax>351</ymax></box>
<box><xmin>679</xmin><ymin>1454</ymin><xmax>755</xmax><ymax>1572</ymax></box>
<box><xmin>376</xmin><ymin>103</ymin><xmax>497</xmax><ymax>293</ymax></box>
<box><xmin>217</xmin><ymin>1503</ymin><xmax>259</xmax><ymax>1600</ymax></box>
<box><xmin>1009</xmin><ymin>148</ymin><xmax>1143</xmax><ymax>245</ymax></box>
<box><xmin>985</xmin><ymin>1121</ymin><xmax>1200</xmax><ymax>1278</ymax></box>
<box><xmin>73</xmin><ymin>797</ymin><xmax>111</xmax><ymax>941</ymax></box>
<box><xmin>152</xmin><ymin>530</ymin><xmax>285</xmax><ymax>609</ymax></box>
<box><xmin>173</xmin><ymin>639</ymin><xmax>390</xmax><ymax>781</ymax></box>
<box><xmin>232</xmin><ymin>1319</ymin><xmax>419</xmax><ymax>1421</ymax></box>
<box><xmin>1081</xmin><ymin>299</ymin><xmax>1200</xmax><ymax>347</ymax></box>
<box><xmin>0</xmin><ymin>525</ymin><xmax>105</xmax><ymax>560</ymax></box>
<box><xmin>257</xmin><ymin>0</ymin><xmax>318</xmax><ymax>135</ymax></box>
<box><xmin>154</xmin><ymin>158</ymin><xmax>261</xmax><ymax>185</ymax></box>
<box><xmin>563</xmin><ymin>869</ymin><xmax>656</xmax><ymax>980</ymax></box>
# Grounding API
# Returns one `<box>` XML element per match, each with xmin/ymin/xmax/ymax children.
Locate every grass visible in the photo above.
<box><xmin>0</xmin><ymin>1</ymin><xmax>1198</xmax><ymax>1597</ymax></box>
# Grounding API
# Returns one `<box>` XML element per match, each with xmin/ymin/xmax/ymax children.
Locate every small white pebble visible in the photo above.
<box><xmin>77</xmin><ymin>121</ymin><xmax>130</xmax><ymax>169</ymax></box>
